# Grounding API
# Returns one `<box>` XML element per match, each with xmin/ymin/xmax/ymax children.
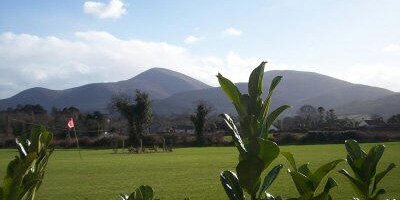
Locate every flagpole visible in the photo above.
<box><xmin>72</xmin><ymin>126</ymin><xmax>82</xmax><ymax>159</ymax></box>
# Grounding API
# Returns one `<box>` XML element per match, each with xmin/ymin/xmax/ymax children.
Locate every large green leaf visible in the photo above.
<box><xmin>217</xmin><ymin>73</ymin><xmax>246</xmax><ymax>116</ymax></box>
<box><xmin>288</xmin><ymin>169</ymin><xmax>314</xmax><ymax>195</ymax></box>
<box><xmin>345</xmin><ymin>140</ymin><xmax>366</xmax><ymax>161</ymax></box>
<box><xmin>248</xmin><ymin>61</ymin><xmax>266</xmax><ymax>99</ymax></box>
<box><xmin>258</xmin><ymin>138</ymin><xmax>280</xmax><ymax>168</ymax></box>
<box><xmin>310</xmin><ymin>159</ymin><xmax>344</xmax><ymax>187</ymax></box>
<box><xmin>236</xmin><ymin>156</ymin><xmax>264</xmax><ymax>195</ymax></box>
<box><xmin>248</xmin><ymin>62</ymin><xmax>265</xmax><ymax>117</ymax></box>
<box><xmin>346</xmin><ymin>155</ymin><xmax>364</xmax><ymax>181</ymax></box>
<box><xmin>220</xmin><ymin>171</ymin><xmax>245</xmax><ymax>200</ymax></box>
<box><xmin>261</xmin><ymin>76</ymin><xmax>283</xmax><ymax>120</ymax></box>
<box><xmin>261</xmin><ymin>105</ymin><xmax>290</xmax><ymax>139</ymax></box>
<box><xmin>362</xmin><ymin>145</ymin><xmax>385</xmax><ymax>181</ymax></box>
<box><xmin>373</xmin><ymin>163</ymin><xmax>396</xmax><ymax>193</ymax></box>
<box><xmin>132</xmin><ymin>185</ymin><xmax>154</xmax><ymax>200</ymax></box>
<box><xmin>298</xmin><ymin>164</ymin><xmax>311</xmax><ymax>177</ymax></box>
<box><xmin>0</xmin><ymin>126</ymin><xmax>53</xmax><ymax>200</ymax></box>
<box><xmin>338</xmin><ymin>169</ymin><xmax>366</xmax><ymax>197</ymax></box>
<box><xmin>371</xmin><ymin>189</ymin><xmax>386</xmax><ymax>200</ymax></box>
<box><xmin>323</xmin><ymin>177</ymin><xmax>338</xmax><ymax>193</ymax></box>
<box><xmin>281</xmin><ymin>152</ymin><xmax>297</xmax><ymax>170</ymax></box>
<box><xmin>258</xmin><ymin>164</ymin><xmax>283</xmax><ymax>197</ymax></box>
<box><xmin>220</xmin><ymin>114</ymin><xmax>246</xmax><ymax>155</ymax></box>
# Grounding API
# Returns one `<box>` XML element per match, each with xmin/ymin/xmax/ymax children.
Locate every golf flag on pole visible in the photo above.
<box><xmin>67</xmin><ymin>118</ymin><xmax>75</xmax><ymax>129</ymax></box>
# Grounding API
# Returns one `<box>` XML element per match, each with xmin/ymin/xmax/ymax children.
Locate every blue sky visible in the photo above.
<box><xmin>0</xmin><ymin>0</ymin><xmax>399</xmax><ymax>98</ymax></box>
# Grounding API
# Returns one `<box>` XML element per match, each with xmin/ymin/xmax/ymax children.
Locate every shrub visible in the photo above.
<box><xmin>281</xmin><ymin>152</ymin><xmax>343</xmax><ymax>199</ymax></box>
<box><xmin>218</xmin><ymin>62</ymin><xmax>290</xmax><ymax>200</ymax></box>
<box><xmin>339</xmin><ymin>140</ymin><xmax>397</xmax><ymax>200</ymax></box>
<box><xmin>0</xmin><ymin>126</ymin><xmax>53</xmax><ymax>200</ymax></box>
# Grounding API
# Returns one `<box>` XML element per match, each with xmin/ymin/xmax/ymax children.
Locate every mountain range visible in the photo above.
<box><xmin>1</xmin><ymin>68</ymin><xmax>399</xmax><ymax>118</ymax></box>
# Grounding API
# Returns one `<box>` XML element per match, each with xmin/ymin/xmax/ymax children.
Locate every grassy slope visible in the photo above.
<box><xmin>0</xmin><ymin>143</ymin><xmax>399</xmax><ymax>199</ymax></box>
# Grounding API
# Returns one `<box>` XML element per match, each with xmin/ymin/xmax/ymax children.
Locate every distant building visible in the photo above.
<box><xmin>174</xmin><ymin>125</ymin><xmax>195</xmax><ymax>134</ymax></box>
<box><xmin>269</xmin><ymin>125</ymin><xmax>279</xmax><ymax>132</ymax></box>
<box><xmin>359</xmin><ymin>119</ymin><xmax>387</xmax><ymax>128</ymax></box>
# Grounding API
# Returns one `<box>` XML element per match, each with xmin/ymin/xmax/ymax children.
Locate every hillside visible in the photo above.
<box><xmin>0</xmin><ymin>68</ymin><xmax>210</xmax><ymax>111</ymax></box>
<box><xmin>1</xmin><ymin>68</ymin><xmax>397</xmax><ymax>116</ymax></box>
<box><xmin>152</xmin><ymin>70</ymin><xmax>396</xmax><ymax>116</ymax></box>
<box><xmin>335</xmin><ymin>93</ymin><xmax>400</xmax><ymax>118</ymax></box>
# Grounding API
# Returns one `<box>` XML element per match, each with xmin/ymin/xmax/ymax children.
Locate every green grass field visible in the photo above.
<box><xmin>0</xmin><ymin>142</ymin><xmax>399</xmax><ymax>199</ymax></box>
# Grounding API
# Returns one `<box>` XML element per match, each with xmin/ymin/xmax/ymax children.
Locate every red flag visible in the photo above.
<box><xmin>67</xmin><ymin>118</ymin><xmax>75</xmax><ymax>129</ymax></box>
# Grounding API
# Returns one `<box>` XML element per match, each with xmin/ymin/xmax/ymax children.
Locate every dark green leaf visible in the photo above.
<box><xmin>362</xmin><ymin>145</ymin><xmax>385</xmax><ymax>181</ymax></box>
<box><xmin>261</xmin><ymin>76</ymin><xmax>283</xmax><ymax>120</ymax></box>
<box><xmin>133</xmin><ymin>185</ymin><xmax>154</xmax><ymax>200</ymax></box>
<box><xmin>217</xmin><ymin>73</ymin><xmax>246</xmax><ymax>116</ymax></box>
<box><xmin>258</xmin><ymin>138</ymin><xmax>280</xmax><ymax>168</ymax></box>
<box><xmin>373</xmin><ymin>163</ymin><xmax>396</xmax><ymax>192</ymax></box>
<box><xmin>338</xmin><ymin>169</ymin><xmax>366</xmax><ymax>196</ymax></box>
<box><xmin>248</xmin><ymin>62</ymin><xmax>266</xmax><ymax>101</ymax></box>
<box><xmin>298</xmin><ymin>164</ymin><xmax>311</xmax><ymax>177</ymax></box>
<box><xmin>323</xmin><ymin>178</ymin><xmax>338</xmax><ymax>192</ymax></box>
<box><xmin>258</xmin><ymin>164</ymin><xmax>283</xmax><ymax>197</ymax></box>
<box><xmin>236</xmin><ymin>157</ymin><xmax>264</xmax><ymax>195</ymax></box>
<box><xmin>281</xmin><ymin>152</ymin><xmax>297</xmax><ymax>170</ymax></box>
<box><xmin>220</xmin><ymin>171</ymin><xmax>245</xmax><ymax>200</ymax></box>
<box><xmin>262</xmin><ymin>105</ymin><xmax>290</xmax><ymax>139</ymax></box>
<box><xmin>288</xmin><ymin>169</ymin><xmax>314</xmax><ymax>195</ymax></box>
<box><xmin>372</xmin><ymin>189</ymin><xmax>385</xmax><ymax>200</ymax></box>
<box><xmin>220</xmin><ymin>114</ymin><xmax>247</xmax><ymax>155</ymax></box>
<box><xmin>345</xmin><ymin>140</ymin><xmax>366</xmax><ymax>160</ymax></box>
<box><xmin>310</xmin><ymin>159</ymin><xmax>344</xmax><ymax>186</ymax></box>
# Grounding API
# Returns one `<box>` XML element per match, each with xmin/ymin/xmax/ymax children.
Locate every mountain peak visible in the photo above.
<box><xmin>0</xmin><ymin>67</ymin><xmax>211</xmax><ymax>111</ymax></box>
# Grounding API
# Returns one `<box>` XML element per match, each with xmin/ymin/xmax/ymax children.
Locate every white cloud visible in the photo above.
<box><xmin>0</xmin><ymin>31</ymin><xmax>262</xmax><ymax>98</ymax></box>
<box><xmin>84</xmin><ymin>0</ymin><xmax>126</xmax><ymax>19</ymax></box>
<box><xmin>184</xmin><ymin>35</ymin><xmax>200</xmax><ymax>44</ymax></box>
<box><xmin>328</xmin><ymin>63</ymin><xmax>400</xmax><ymax>92</ymax></box>
<box><xmin>1</xmin><ymin>31</ymin><xmax>398</xmax><ymax>99</ymax></box>
<box><xmin>222</xmin><ymin>27</ymin><xmax>242</xmax><ymax>37</ymax></box>
<box><xmin>383</xmin><ymin>44</ymin><xmax>400</xmax><ymax>55</ymax></box>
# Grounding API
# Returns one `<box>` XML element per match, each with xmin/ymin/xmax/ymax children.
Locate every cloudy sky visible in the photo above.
<box><xmin>0</xmin><ymin>0</ymin><xmax>399</xmax><ymax>99</ymax></box>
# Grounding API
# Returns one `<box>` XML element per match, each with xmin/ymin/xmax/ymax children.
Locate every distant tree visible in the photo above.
<box><xmin>387</xmin><ymin>114</ymin><xmax>400</xmax><ymax>128</ymax></box>
<box><xmin>111</xmin><ymin>90</ymin><xmax>152</xmax><ymax>146</ymax></box>
<box><xmin>317</xmin><ymin>106</ymin><xmax>326</xmax><ymax>128</ymax></box>
<box><xmin>298</xmin><ymin>105</ymin><xmax>318</xmax><ymax>130</ymax></box>
<box><xmin>326</xmin><ymin>109</ymin><xmax>338</xmax><ymax>130</ymax></box>
<box><xmin>133</xmin><ymin>90</ymin><xmax>152</xmax><ymax>139</ymax></box>
<box><xmin>190</xmin><ymin>103</ymin><xmax>211</xmax><ymax>145</ymax></box>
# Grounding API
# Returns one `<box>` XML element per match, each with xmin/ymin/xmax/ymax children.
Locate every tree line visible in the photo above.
<box><xmin>277</xmin><ymin>104</ymin><xmax>400</xmax><ymax>132</ymax></box>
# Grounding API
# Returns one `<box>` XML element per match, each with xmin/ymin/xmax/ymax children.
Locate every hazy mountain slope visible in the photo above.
<box><xmin>335</xmin><ymin>94</ymin><xmax>400</xmax><ymax>118</ymax></box>
<box><xmin>1</xmin><ymin>68</ymin><xmax>396</xmax><ymax>115</ymax></box>
<box><xmin>295</xmin><ymin>84</ymin><xmax>395</xmax><ymax>109</ymax></box>
<box><xmin>153</xmin><ymin>70</ymin><xmax>396</xmax><ymax>115</ymax></box>
<box><xmin>0</xmin><ymin>68</ymin><xmax>210</xmax><ymax>111</ymax></box>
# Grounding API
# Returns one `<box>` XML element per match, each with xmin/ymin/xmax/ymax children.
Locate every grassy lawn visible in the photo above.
<box><xmin>0</xmin><ymin>142</ymin><xmax>399</xmax><ymax>199</ymax></box>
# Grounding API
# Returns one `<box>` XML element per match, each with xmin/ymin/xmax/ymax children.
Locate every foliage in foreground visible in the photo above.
<box><xmin>339</xmin><ymin>140</ymin><xmax>396</xmax><ymax>200</ymax></box>
<box><xmin>0</xmin><ymin>127</ymin><xmax>53</xmax><ymax>200</ymax></box>
<box><xmin>218</xmin><ymin>62</ymin><xmax>290</xmax><ymax>200</ymax></box>
<box><xmin>120</xmin><ymin>185</ymin><xmax>155</xmax><ymax>200</ymax></box>
<box><xmin>281</xmin><ymin>152</ymin><xmax>343</xmax><ymax>200</ymax></box>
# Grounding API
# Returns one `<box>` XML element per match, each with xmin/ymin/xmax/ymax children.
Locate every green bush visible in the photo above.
<box><xmin>339</xmin><ymin>140</ymin><xmax>396</xmax><ymax>200</ymax></box>
<box><xmin>281</xmin><ymin>152</ymin><xmax>343</xmax><ymax>200</ymax></box>
<box><xmin>218</xmin><ymin>62</ymin><xmax>290</xmax><ymax>200</ymax></box>
<box><xmin>0</xmin><ymin>127</ymin><xmax>53</xmax><ymax>200</ymax></box>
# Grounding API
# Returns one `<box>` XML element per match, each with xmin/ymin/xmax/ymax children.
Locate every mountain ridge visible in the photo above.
<box><xmin>0</xmin><ymin>68</ymin><xmax>398</xmax><ymax>117</ymax></box>
<box><xmin>0</xmin><ymin>67</ymin><xmax>211</xmax><ymax>111</ymax></box>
